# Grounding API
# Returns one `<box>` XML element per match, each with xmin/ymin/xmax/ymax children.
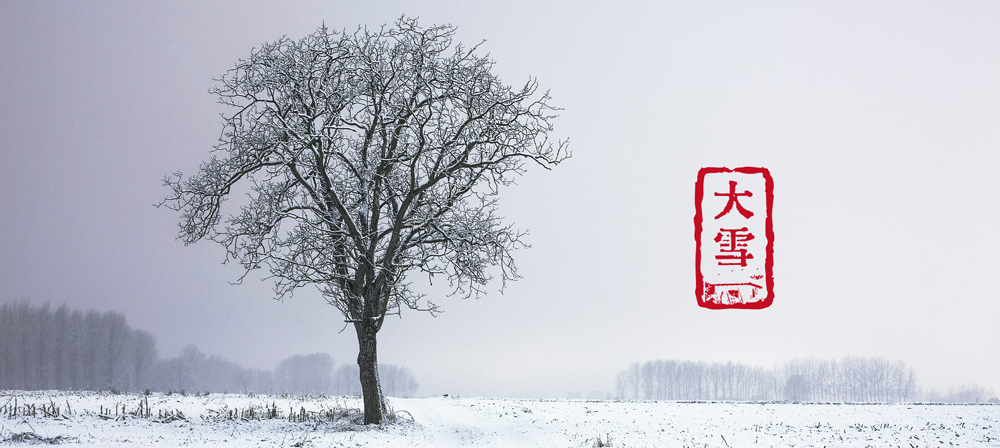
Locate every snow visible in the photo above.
<box><xmin>1</xmin><ymin>391</ymin><xmax>998</xmax><ymax>447</ymax></box>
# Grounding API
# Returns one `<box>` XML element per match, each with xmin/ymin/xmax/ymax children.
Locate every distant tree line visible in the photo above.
<box><xmin>0</xmin><ymin>302</ymin><xmax>157</xmax><ymax>392</ymax></box>
<box><xmin>615</xmin><ymin>359</ymin><xmax>777</xmax><ymax>401</ymax></box>
<box><xmin>151</xmin><ymin>345</ymin><xmax>418</xmax><ymax>397</ymax></box>
<box><xmin>779</xmin><ymin>357</ymin><xmax>917</xmax><ymax>402</ymax></box>
<box><xmin>615</xmin><ymin>357</ymin><xmax>995</xmax><ymax>403</ymax></box>
<box><xmin>0</xmin><ymin>301</ymin><xmax>418</xmax><ymax>397</ymax></box>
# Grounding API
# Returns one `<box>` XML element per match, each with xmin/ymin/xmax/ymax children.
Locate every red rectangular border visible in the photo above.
<box><xmin>695</xmin><ymin>167</ymin><xmax>774</xmax><ymax>309</ymax></box>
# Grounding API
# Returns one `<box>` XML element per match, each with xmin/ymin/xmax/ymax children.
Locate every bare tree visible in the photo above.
<box><xmin>615</xmin><ymin>362</ymin><xmax>641</xmax><ymax>400</ymax></box>
<box><xmin>130</xmin><ymin>330</ymin><xmax>158</xmax><ymax>392</ymax></box>
<box><xmin>0</xmin><ymin>302</ymin><xmax>23</xmax><ymax>389</ymax></box>
<box><xmin>784</xmin><ymin>374</ymin><xmax>810</xmax><ymax>401</ymax></box>
<box><xmin>235</xmin><ymin>368</ymin><xmax>256</xmax><ymax>395</ymax></box>
<box><xmin>614</xmin><ymin>368</ymin><xmax>629</xmax><ymax>400</ymax></box>
<box><xmin>378</xmin><ymin>364</ymin><xmax>420</xmax><ymax>397</ymax></box>
<box><xmin>378</xmin><ymin>363</ymin><xmax>400</xmax><ymax>398</ymax></box>
<box><xmin>51</xmin><ymin>304</ymin><xmax>70</xmax><ymax>390</ymax></box>
<box><xmin>67</xmin><ymin>309</ymin><xmax>83</xmax><ymax>390</ymax></box>
<box><xmin>160</xmin><ymin>18</ymin><xmax>567</xmax><ymax>423</ymax></box>
<box><xmin>397</xmin><ymin>366</ymin><xmax>420</xmax><ymax>398</ymax></box>
<box><xmin>334</xmin><ymin>363</ymin><xmax>361</xmax><ymax>397</ymax></box>
<box><xmin>102</xmin><ymin>311</ymin><xmax>130</xmax><ymax>390</ymax></box>
<box><xmin>276</xmin><ymin>353</ymin><xmax>334</xmax><ymax>395</ymax></box>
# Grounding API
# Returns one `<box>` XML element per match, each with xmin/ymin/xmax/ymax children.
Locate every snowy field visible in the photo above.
<box><xmin>1</xmin><ymin>391</ymin><xmax>998</xmax><ymax>447</ymax></box>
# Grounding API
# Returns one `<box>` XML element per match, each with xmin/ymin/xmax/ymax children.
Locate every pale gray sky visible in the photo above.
<box><xmin>2</xmin><ymin>1</ymin><xmax>998</xmax><ymax>398</ymax></box>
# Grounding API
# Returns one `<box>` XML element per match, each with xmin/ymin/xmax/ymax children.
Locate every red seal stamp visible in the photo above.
<box><xmin>695</xmin><ymin>167</ymin><xmax>774</xmax><ymax>309</ymax></box>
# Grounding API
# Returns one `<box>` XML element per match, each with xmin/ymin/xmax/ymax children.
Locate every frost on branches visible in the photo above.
<box><xmin>160</xmin><ymin>17</ymin><xmax>567</xmax><ymax>424</ymax></box>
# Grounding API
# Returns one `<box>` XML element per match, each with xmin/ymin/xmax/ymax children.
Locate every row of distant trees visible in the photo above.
<box><xmin>615</xmin><ymin>359</ymin><xmax>777</xmax><ymax>402</ymax></box>
<box><xmin>0</xmin><ymin>302</ymin><xmax>157</xmax><ymax>392</ymax></box>
<box><xmin>0</xmin><ymin>301</ymin><xmax>419</xmax><ymax>397</ymax></box>
<box><xmin>153</xmin><ymin>346</ymin><xmax>418</xmax><ymax>397</ymax></box>
<box><xmin>615</xmin><ymin>358</ymin><xmax>995</xmax><ymax>403</ymax></box>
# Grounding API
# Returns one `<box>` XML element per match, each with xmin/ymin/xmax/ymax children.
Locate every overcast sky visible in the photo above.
<box><xmin>2</xmin><ymin>1</ymin><xmax>998</xmax><ymax>398</ymax></box>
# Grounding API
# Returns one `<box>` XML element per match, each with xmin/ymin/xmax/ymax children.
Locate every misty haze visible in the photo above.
<box><xmin>2</xmin><ymin>1</ymin><xmax>998</xmax><ymax>447</ymax></box>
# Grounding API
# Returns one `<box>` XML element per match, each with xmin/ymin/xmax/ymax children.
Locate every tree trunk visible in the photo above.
<box><xmin>356</xmin><ymin>321</ymin><xmax>386</xmax><ymax>424</ymax></box>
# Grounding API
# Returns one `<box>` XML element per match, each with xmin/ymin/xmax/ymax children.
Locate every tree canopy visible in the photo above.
<box><xmin>161</xmin><ymin>17</ymin><xmax>567</xmax><ymax>423</ymax></box>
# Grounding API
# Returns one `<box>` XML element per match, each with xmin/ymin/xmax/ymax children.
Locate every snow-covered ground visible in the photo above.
<box><xmin>1</xmin><ymin>391</ymin><xmax>997</xmax><ymax>447</ymax></box>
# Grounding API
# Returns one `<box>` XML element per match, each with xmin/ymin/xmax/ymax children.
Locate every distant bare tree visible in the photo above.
<box><xmin>614</xmin><ymin>370</ymin><xmax>628</xmax><ymax>400</ymax></box>
<box><xmin>102</xmin><ymin>311</ymin><xmax>130</xmax><ymax>390</ymax></box>
<box><xmin>379</xmin><ymin>364</ymin><xmax>401</xmax><ymax>397</ymax></box>
<box><xmin>378</xmin><ymin>364</ymin><xmax>420</xmax><ymax>397</ymax></box>
<box><xmin>51</xmin><ymin>304</ymin><xmax>70</xmax><ymax>389</ymax></box>
<box><xmin>67</xmin><ymin>309</ymin><xmax>83</xmax><ymax>389</ymax></box>
<box><xmin>178</xmin><ymin>344</ymin><xmax>205</xmax><ymax>391</ymax></box>
<box><xmin>130</xmin><ymin>330</ymin><xmax>158</xmax><ymax>391</ymax></box>
<box><xmin>276</xmin><ymin>353</ymin><xmax>334</xmax><ymax>395</ymax></box>
<box><xmin>614</xmin><ymin>363</ymin><xmax>641</xmax><ymax>400</ymax></box>
<box><xmin>398</xmin><ymin>368</ymin><xmax>420</xmax><ymax>398</ymax></box>
<box><xmin>34</xmin><ymin>302</ymin><xmax>52</xmax><ymax>389</ymax></box>
<box><xmin>82</xmin><ymin>310</ymin><xmax>102</xmax><ymax>389</ymax></box>
<box><xmin>235</xmin><ymin>367</ymin><xmax>256</xmax><ymax>395</ymax></box>
<box><xmin>641</xmin><ymin>362</ymin><xmax>657</xmax><ymax>399</ymax></box>
<box><xmin>890</xmin><ymin>360</ymin><xmax>917</xmax><ymax>401</ymax></box>
<box><xmin>160</xmin><ymin>18</ymin><xmax>567</xmax><ymax>423</ymax></box>
<box><xmin>784</xmin><ymin>374</ymin><xmax>810</xmax><ymax>401</ymax></box>
<box><xmin>0</xmin><ymin>302</ymin><xmax>22</xmax><ymax>388</ymax></box>
<box><xmin>334</xmin><ymin>363</ymin><xmax>361</xmax><ymax>397</ymax></box>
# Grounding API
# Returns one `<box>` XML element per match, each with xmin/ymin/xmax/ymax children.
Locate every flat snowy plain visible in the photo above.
<box><xmin>1</xmin><ymin>391</ymin><xmax>997</xmax><ymax>447</ymax></box>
